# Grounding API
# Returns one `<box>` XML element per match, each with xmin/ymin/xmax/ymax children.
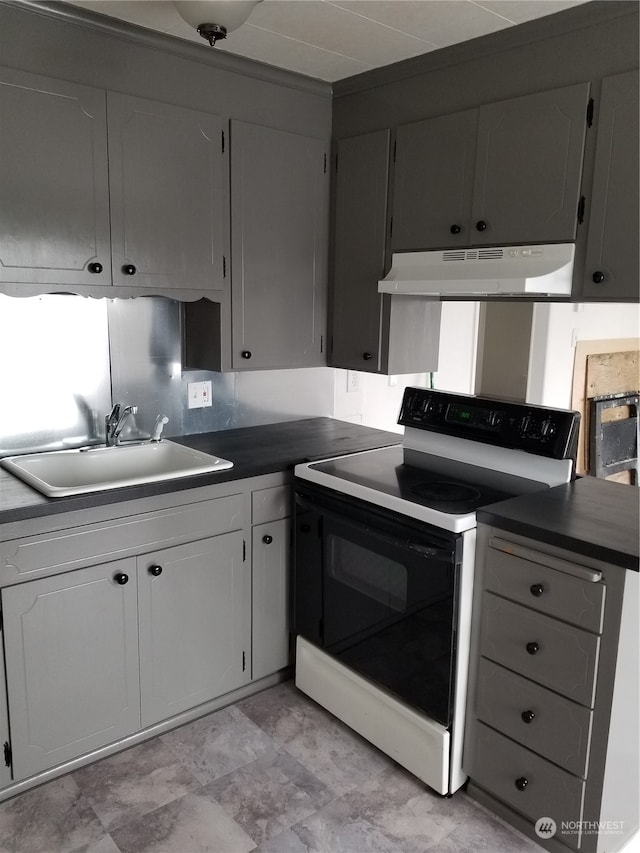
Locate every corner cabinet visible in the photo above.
<box><xmin>330</xmin><ymin>130</ymin><xmax>441</xmax><ymax>374</ymax></box>
<box><xmin>392</xmin><ymin>83</ymin><xmax>590</xmax><ymax>251</ymax></box>
<box><xmin>230</xmin><ymin>121</ymin><xmax>329</xmax><ymax>370</ymax></box>
<box><xmin>580</xmin><ymin>70</ymin><xmax>639</xmax><ymax>301</ymax></box>
<box><xmin>465</xmin><ymin>525</ymin><xmax>639</xmax><ymax>853</ymax></box>
<box><xmin>0</xmin><ymin>68</ymin><xmax>227</xmax><ymax>294</ymax></box>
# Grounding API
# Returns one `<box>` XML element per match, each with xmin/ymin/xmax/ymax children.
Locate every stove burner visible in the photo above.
<box><xmin>411</xmin><ymin>481</ymin><xmax>482</xmax><ymax>504</ymax></box>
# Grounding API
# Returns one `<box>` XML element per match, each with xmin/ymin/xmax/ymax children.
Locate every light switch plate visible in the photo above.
<box><xmin>187</xmin><ymin>380</ymin><xmax>212</xmax><ymax>408</ymax></box>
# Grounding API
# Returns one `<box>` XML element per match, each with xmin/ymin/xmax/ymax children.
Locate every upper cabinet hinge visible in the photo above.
<box><xmin>586</xmin><ymin>98</ymin><xmax>594</xmax><ymax>128</ymax></box>
<box><xmin>320</xmin><ymin>335</ymin><xmax>324</xmax><ymax>354</ymax></box>
<box><xmin>577</xmin><ymin>195</ymin><xmax>586</xmax><ymax>224</ymax></box>
<box><xmin>243</xmin><ymin>539</ymin><xmax>246</xmax><ymax>561</ymax></box>
<box><xmin>221</xmin><ymin>129</ymin><xmax>225</xmax><ymax>152</ymax></box>
<box><xmin>3</xmin><ymin>741</ymin><xmax>11</xmax><ymax>769</ymax></box>
<box><xmin>242</xmin><ymin>651</ymin><xmax>246</xmax><ymax>672</ymax></box>
<box><xmin>323</xmin><ymin>153</ymin><xmax>327</xmax><ymax>174</ymax></box>
<box><xmin>223</xmin><ymin>256</ymin><xmax>227</xmax><ymax>278</ymax></box>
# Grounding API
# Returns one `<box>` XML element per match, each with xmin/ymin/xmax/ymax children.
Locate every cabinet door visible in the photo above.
<box><xmin>392</xmin><ymin>110</ymin><xmax>477</xmax><ymax>250</ymax></box>
<box><xmin>331</xmin><ymin>131</ymin><xmax>389</xmax><ymax>371</ymax></box>
<box><xmin>138</xmin><ymin>533</ymin><xmax>250</xmax><ymax>727</ymax></box>
<box><xmin>230</xmin><ymin>121</ymin><xmax>328</xmax><ymax>369</ymax></box>
<box><xmin>108</xmin><ymin>93</ymin><xmax>226</xmax><ymax>291</ymax></box>
<box><xmin>471</xmin><ymin>83</ymin><xmax>590</xmax><ymax>245</ymax></box>
<box><xmin>252</xmin><ymin>518</ymin><xmax>291</xmax><ymax>681</ymax></box>
<box><xmin>582</xmin><ymin>71</ymin><xmax>639</xmax><ymax>300</ymax></box>
<box><xmin>2</xmin><ymin>560</ymin><xmax>140</xmax><ymax>780</ymax></box>
<box><xmin>0</xmin><ymin>68</ymin><xmax>111</xmax><ymax>287</ymax></box>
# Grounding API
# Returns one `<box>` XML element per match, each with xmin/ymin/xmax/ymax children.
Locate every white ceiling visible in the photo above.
<box><xmin>65</xmin><ymin>0</ymin><xmax>589</xmax><ymax>83</ymax></box>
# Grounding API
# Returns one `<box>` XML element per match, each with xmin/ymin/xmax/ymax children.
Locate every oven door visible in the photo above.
<box><xmin>293</xmin><ymin>482</ymin><xmax>462</xmax><ymax>728</ymax></box>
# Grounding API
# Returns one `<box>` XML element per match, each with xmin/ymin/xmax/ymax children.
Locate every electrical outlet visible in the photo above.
<box><xmin>347</xmin><ymin>370</ymin><xmax>362</xmax><ymax>393</ymax></box>
<box><xmin>187</xmin><ymin>380</ymin><xmax>212</xmax><ymax>409</ymax></box>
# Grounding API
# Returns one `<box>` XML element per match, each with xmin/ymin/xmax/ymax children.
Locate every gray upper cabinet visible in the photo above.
<box><xmin>392</xmin><ymin>110</ymin><xmax>477</xmax><ymax>251</ymax></box>
<box><xmin>581</xmin><ymin>70</ymin><xmax>639</xmax><ymax>301</ymax></box>
<box><xmin>0</xmin><ymin>68</ymin><xmax>112</xmax><ymax>288</ymax></box>
<box><xmin>108</xmin><ymin>93</ymin><xmax>226</xmax><ymax>291</ymax></box>
<box><xmin>330</xmin><ymin>130</ymin><xmax>441</xmax><ymax>374</ymax></box>
<box><xmin>391</xmin><ymin>83</ymin><xmax>590</xmax><ymax>251</ymax></box>
<box><xmin>230</xmin><ymin>121</ymin><xmax>328</xmax><ymax>370</ymax></box>
<box><xmin>0</xmin><ymin>69</ymin><xmax>226</xmax><ymax>294</ymax></box>
<box><xmin>471</xmin><ymin>83</ymin><xmax>589</xmax><ymax>245</ymax></box>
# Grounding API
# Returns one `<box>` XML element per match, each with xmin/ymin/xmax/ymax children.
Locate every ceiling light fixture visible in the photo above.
<box><xmin>174</xmin><ymin>1</ymin><xmax>263</xmax><ymax>46</ymax></box>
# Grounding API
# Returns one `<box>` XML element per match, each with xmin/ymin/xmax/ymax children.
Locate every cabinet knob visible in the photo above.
<box><xmin>262</xmin><ymin>534</ymin><xmax>273</xmax><ymax>545</ymax></box>
<box><xmin>514</xmin><ymin>777</ymin><xmax>529</xmax><ymax>791</ymax></box>
<box><xmin>122</xmin><ymin>264</ymin><xmax>137</xmax><ymax>276</ymax></box>
<box><xmin>148</xmin><ymin>565</ymin><xmax>163</xmax><ymax>577</ymax></box>
<box><xmin>88</xmin><ymin>262</ymin><xmax>103</xmax><ymax>274</ymax></box>
<box><xmin>241</xmin><ymin>350</ymin><xmax>252</xmax><ymax>359</ymax></box>
<box><xmin>530</xmin><ymin>583</ymin><xmax>544</xmax><ymax>597</ymax></box>
<box><xmin>475</xmin><ymin>220</ymin><xmax>488</xmax><ymax>232</ymax></box>
<box><xmin>362</xmin><ymin>352</ymin><xmax>374</xmax><ymax>361</ymax></box>
<box><xmin>592</xmin><ymin>270</ymin><xmax>606</xmax><ymax>284</ymax></box>
<box><xmin>521</xmin><ymin>710</ymin><xmax>536</xmax><ymax>724</ymax></box>
<box><xmin>113</xmin><ymin>572</ymin><xmax>129</xmax><ymax>585</ymax></box>
<box><xmin>450</xmin><ymin>224</ymin><xmax>461</xmax><ymax>235</ymax></box>
<box><xmin>526</xmin><ymin>641</ymin><xmax>540</xmax><ymax>655</ymax></box>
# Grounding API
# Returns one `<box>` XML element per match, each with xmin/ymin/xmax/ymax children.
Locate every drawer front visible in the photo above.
<box><xmin>475</xmin><ymin>658</ymin><xmax>593</xmax><ymax>778</ymax></box>
<box><xmin>252</xmin><ymin>485</ymin><xmax>291</xmax><ymax>525</ymax></box>
<box><xmin>470</xmin><ymin>722</ymin><xmax>584</xmax><ymax>850</ymax></box>
<box><xmin>1</xmin><ymin>494</ymin><xmax>244</xmax><ymax>583</ymax></box>
<box><xmin>486</xmin><ymin>543</ymin><xmax>605</xmax><ymax>632</ymax></box>
<box><xmin>481</xmin><ymin>593</ymin><xmax>600</xmax><ymax>706</ymax></box>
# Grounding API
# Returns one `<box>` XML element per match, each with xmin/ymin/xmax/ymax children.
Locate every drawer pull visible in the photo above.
<box><xmin>514</xmin><ymin>777</ymin><xmax>529</xmax><ymax>791</ymax></box>
<box><xmin>530</xmin><ymin>583</ymin><xmax>544</xmax><ymax>597</ymax></box>
<box><xmin>113</xmin><ymin>572</ymin><xmax>129</xmax><ymax>585</ymax></box>
<box><xmin>148</xmin><ymin>565</ymin><xmax>163</xmax><ymax>577</ymax></box>
<box><xmin>526</xmin><ymin>642</ymin><xmax>540</xmax><ymax>655</ymax></box>
<box><xmin>262</xmin><ymin>534</ymin><xmax>273</xmax><ymax>545</ymax></box>
<box><xmin>521</xmin><ymin>710</ymin><xmax>536</xmax><ymax>724</ymax></box>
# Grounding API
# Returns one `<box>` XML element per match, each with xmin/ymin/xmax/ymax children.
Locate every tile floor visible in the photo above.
<box><xmin>0</xmin><ymin>680</ymin><xmax>544</xmax><ymax>853</ymax></box>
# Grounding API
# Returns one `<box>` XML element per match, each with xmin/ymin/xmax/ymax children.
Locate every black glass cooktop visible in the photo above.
<box><xmin>310</xmin><ymin>446</ymin><xmax>546</xmax><ymax>515</ymax></box>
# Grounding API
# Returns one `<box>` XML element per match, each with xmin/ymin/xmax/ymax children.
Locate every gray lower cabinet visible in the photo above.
<box><xmin>391</xmin><ymin>83</ymin><xmax>590</xmax><ymax>251</ymax></box>
<box><xmin>0</xmin><ymin>67</ymin><xmax>112</xmax><ymax>289</ymax></box>
<box><xmin>230</xmin><ymin>121</ymin><xmax>328</xmax><ymax>370</ymax></box>
<box><xmin>330</xmin><ymin>130</ymin><xmax>441</xmax><ymax>374</ymax></box>
<box><xmin>465</xmin><ymin>525</ymin><xmax>639</xmax><ymax>853</ymax></box>
<box><xmin>138</xmin><ymin>533</ymin><xmax>250</xmax><ymax>728</ymax></box>
<box><xmin>581</xmin><ymin>70</ymin><xmax>639</xmax><ymax>301</ymax></box>
<box><xmin>251</xmin><ymin>482</ymin><xmax>292</xmax><ymax>681</ymax></box>
<box><xmin>2</xmin><ymin>559</ymin><xmax>140</xmax><ymax>780</ymax></box>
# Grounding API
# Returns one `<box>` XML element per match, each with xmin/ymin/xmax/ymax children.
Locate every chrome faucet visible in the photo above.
<box><xmin>105</xmin><ymin>403</ymin><xmax>138</xmax><ymax>447</ymax></box>
<box><xmin>150</xmin><ymin>415</ymin><xmax>169</xmax><ymax>442</ymax></box>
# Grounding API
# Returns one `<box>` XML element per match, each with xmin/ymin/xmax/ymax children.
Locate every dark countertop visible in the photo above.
<box><xmin>0</xmin><ymin>418</ymin><xmax>401</xmax><ymax>525</ymax></box>
<box><xmin>478</xmin><ymin>475</ymin><xmax>639</xmax><ymax>571</ymax></box>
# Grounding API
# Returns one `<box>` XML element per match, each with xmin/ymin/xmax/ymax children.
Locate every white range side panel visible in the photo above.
<box><xmin>296</xmin><ymin>636</ymin><xmax>450</xmax><ymax>795</ymax></box>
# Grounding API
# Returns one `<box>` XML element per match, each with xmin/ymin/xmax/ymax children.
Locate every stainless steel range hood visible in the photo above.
<box><xmin>379</xmin><ymin>243</ymin><xmax>574</xmax><ymax>297</ymax></box>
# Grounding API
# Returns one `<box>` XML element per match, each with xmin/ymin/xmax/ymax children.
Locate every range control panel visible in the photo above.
<box><xmin>398</xmin><ymin>388</ymin><xmax>580</xmax><ymax>460</ymax></box>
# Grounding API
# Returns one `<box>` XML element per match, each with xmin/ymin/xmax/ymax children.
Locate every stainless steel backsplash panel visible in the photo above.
<box><xmin>0</xmin><ymin>294</ymin><xmax>332</xmax><ymax>457</ymax></box>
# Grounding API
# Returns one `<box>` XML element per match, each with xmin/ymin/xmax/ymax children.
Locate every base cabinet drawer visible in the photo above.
<box><xmin>480</xmin><ymin>593</ymin><xmax>600</xmax><ymax>706</ymax></box>
<box><xmin>476</xmin><ymin>658</ymin><xmax>593</xmax><ymax>778</ymax></box>
<box><xmin>471</xmin><ymin>722</ymin><xmax>585</xmax><ymax>850</ymax></box>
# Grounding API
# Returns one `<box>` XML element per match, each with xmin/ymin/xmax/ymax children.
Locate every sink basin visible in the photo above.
<box><xmin>1</xmin><ymin>441</ymin><xmax>233</xmax><ymax>497</ymax></box>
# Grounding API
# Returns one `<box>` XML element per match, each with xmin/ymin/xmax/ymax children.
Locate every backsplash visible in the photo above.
<box><xmin>0</xmin><ymin>294</ymin><xmax>334</xmax><ymax>457</ymax></box>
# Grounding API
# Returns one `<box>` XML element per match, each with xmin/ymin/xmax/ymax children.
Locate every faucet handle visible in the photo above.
<box><xmin>151</xmin><ymin>415</ymin><xmax>169</xmax><ymax>442</ymax></box>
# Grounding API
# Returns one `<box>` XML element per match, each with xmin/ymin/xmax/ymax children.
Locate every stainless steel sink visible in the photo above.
<box><xmin>1</xmin><ymin>441</ymin><xmax>233</xmax><ymax>497</ymax></box>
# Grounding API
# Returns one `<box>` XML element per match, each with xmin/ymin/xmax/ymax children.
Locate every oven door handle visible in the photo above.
<box><xmin>408</xmin><ymin>542</ymin><xmax>455</xmax><ymax>563</ymax></box>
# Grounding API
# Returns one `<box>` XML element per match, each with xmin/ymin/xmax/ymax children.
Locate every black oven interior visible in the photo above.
<box><xmin>293</xmin><ymin>484</ymin><xmax>462</xmax><ymax>727</ymax></box>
